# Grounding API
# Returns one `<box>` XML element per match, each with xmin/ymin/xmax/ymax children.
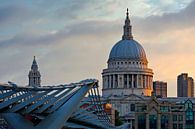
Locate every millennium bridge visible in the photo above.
<box><xmin>0</xmin><ymin>79</ymin><xmax>127</xmax><ymax>129</ymax></box>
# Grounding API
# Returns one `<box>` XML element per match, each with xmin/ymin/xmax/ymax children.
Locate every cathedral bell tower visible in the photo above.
<box><xmin>28</xmin><ymin>56</ymin><xmax>41</xmax><ymax>87</ymax></box>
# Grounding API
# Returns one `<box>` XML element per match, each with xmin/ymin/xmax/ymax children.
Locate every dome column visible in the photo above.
<box><xmin>115</xmin><ymin>74</ymin><xmax>118</xmax><ymax>88</ymax></box>
<box><xmin>117</xmin><ymin>74</ymin><xmax>120</xmax><ymax>88</ymax></box>
<box><xmin>132</xmin><ymin>75</ymin><xmax>134</xmax><ymax>88</ymax></box>
<box><xmin>108</xmin><ymin>75</ymin><xmax>111</xmax><ymax>88</ymax></box>
<box><xmin>127</xmin><ymin>74</ymin><xmax>130</xmax><ymax>88</ymax></box>
<box><xmin>146</xmin><ymin>76</ymin><xmax>149</xmax><ymax>88</ymax></box>
<box><xmin>136</xmin><ymin>75</ymin><xmax>139</xmax><ymax>88</ymax></box>
<box><xmin>113</xmin><ymin>74</ymin><xmax>115</xmax><ymax>88</ymax></box>
<box><xmin>122</xmin><ymin>74</ymin><xmax>124</xmax><ymax>88</ymax></box>
<box><xmin>144</xmin><ymin>75</ymin><xmax>147</xmax><ymax>88</ymax></box>
<box><xmin>107</xmin><ymin>75</ymin><xmax>109</xmax><ymax>88</ymax></box>
<box><xmin>141</xmin><ymin>75</ymin><xmax>143</xmax><ymax>88</ymax></box>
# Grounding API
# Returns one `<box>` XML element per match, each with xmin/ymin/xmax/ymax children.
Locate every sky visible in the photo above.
<box><xmin>0</xmin><ymin>0</ymin><xmax>195</xmax><ymax>97</ymax></box>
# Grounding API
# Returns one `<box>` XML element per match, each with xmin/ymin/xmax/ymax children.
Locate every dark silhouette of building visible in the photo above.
<box><xmin>177</xmin><ymin>73</ymin><xmax>194</xmax><ymax>97</ymax></box>
<box><xmin>153</xmin><ymin>81</ymin><xmax>167</xmax><ymax>98</ymax></box>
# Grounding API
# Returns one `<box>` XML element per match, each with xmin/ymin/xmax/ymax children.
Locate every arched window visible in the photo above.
<box><xmin>185</xmin><ymin>100</ymin><xmax>194</xmax><ymax>129</ymax></box>
<box><xmin>185</xmin><ymin>100</ymin><xmax>193</xmax><ymax>110</ymax></box>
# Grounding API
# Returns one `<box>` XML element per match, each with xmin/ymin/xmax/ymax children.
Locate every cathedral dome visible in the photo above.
<box><xmin>109</xmin><ymin>39</ymin><xmax>147</xmax><ymax>62</ymax></box>
<box><xmin>108</xmin><ymin>8</ymin><xmax>147</xmax><ymax>62</ymax></box>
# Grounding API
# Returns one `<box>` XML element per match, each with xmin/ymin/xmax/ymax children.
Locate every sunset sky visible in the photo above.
<box><xmin>0</xmin><ymin>0</ymin><xmax>195</xmax><ymax>96</ymax></box>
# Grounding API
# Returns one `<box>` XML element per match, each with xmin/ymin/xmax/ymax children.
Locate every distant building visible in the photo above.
<box><xmin>153</xmin><ymin>81</ymin><xmax>167</xmax><ymax>98</ymax></box>
<box><xmin>177</xmin><ymin>73</ymin><xmax>194</xmax><ymax>97</ymax></box>
<box><xmin>134</xmin><ymin>94</ymin><xmax>195</xmax><ymax>129</ymax></box>
<box><xmin>28</xmin><ymin>56</ymin><xmax>41</xmax><ymax>87</ymax></box>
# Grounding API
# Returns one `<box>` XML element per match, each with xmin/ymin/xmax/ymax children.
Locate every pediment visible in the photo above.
<box><xmin>148</xmin><ymin>97</ymin><xmax>159</xmax><ymax>106</ymax></box>
<box><xmin>122</xmin><ymin>94</ymin><xmax>145</xmax><ymax>101</ymax></box>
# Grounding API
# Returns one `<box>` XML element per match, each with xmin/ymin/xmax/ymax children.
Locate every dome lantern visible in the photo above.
<box><xmin>122</xmin><ymin>8</ymin><xmax>133</xmax><ymax>40</ymax></box>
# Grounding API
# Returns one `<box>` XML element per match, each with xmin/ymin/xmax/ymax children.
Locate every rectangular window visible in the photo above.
<box><xmin>137</xmin><ymin>106</ymin><xmax>147</xmax><ymax>112</ymax></box>
<box><xmin>160</xmin><ymin>106</ymin><xmax>169</xmax><ymax>112</ymax></box>
<box><xmin>178</xmin><ymin>115</ymin><xmax>183</xmax><ymax>121</ymax></box>
<box><xmin>173</xmin><ymin>115</ymin><xmax>177</xmax><ymax>121</ymax></box>
<box><xmin>179</xmin><ymin>124</ymin><xmax>183</xmax><ymax>129</ymax></box>
<box><xmin>173</xmin><ymin>124</ymin><xmax>177</xmax><ymax>129</ymax></box>
<box><xmin>149</xmin><ymin>115</ymin><xmax>157</xmax><ymax>129</ymax></box>
<box><xmin>138</xmin><ymin>115</ymin><xmax>146</xmax><ymax>129</ymax></box>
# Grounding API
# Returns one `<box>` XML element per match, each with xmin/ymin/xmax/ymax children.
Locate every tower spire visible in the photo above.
<box><xmin>122</xmin><ymin>8</ymin><xmax>133</xmax><ymax>40</ymax></box>
<box><xmin>31</xmin><ymin>56</ymin><xmax>38</xmax><ymax>70</ymax></box>
<box><xmin>126</xmin><ymin>8</ymin><xmax>129</xmax><ymax>19</ymax></box>
<box><xmin>28</xmin><ymin>56</ymin><xmax>41</xmax><ymax>87</ymax></box>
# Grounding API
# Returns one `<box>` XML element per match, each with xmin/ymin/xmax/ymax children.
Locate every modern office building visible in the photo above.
<box><xmin>153</xmin><ymin>81</ymin><xmax>167</xmax><ymax>98</ymax></box>
<box><xmin>177</xmin><ymin>73</ymin><xmax>194</xmax><ymax>97</ymax></box>
<box><xmin>28</xmin><ymin>56</ymin><xmax>41</xmax><ymax>87</ymax></box>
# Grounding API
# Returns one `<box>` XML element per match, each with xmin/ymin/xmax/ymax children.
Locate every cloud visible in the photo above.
<box><xmin>133</xmin><ymin>0</ymin><xmax>195</xmax><ymax>37</ymax></box>
<box><xmin>0</xmin><ymin>0</ymin><xmax>195</xmax><ymax>97</ymax></box>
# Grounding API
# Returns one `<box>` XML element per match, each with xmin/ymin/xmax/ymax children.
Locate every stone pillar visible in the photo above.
<box><xmin>140</xmin><ymin>75</ymin><xmax>143</xmax><ymax>88</ymax></box>
<box><xmin>169</xmin><ymin>113</ymin><xmax>173</xmax><ymax>129</ymax></box>
<box><xmin>103</xmin><ymin>76</ymin><xmax>105</xmax><ymax>89</ymax></box>
<box><xmin>136</xmin><ymin>74</ymin><xmax>139</xmax><ymax>88</ymax></box>
<box><xmin>183</xmin><ymin>113</ymin><xmax>186</xmax><ymax>129</ymax></box>
<box><xmin>144</xmin><ymin>75</ymin><xmax>147</xmax><ymax>88</ymax></box>
<box><xmin>109</xmin><ymin>75</ymin><xmax>112</xmax><ymax>89</ymax></box>
<box><xmin>146</xmin><ymin>114</ymin><xmax>149</xmax><ymax>129</ymax></box>
<box><xmin>113</xmin><ymin>74</ymin><xmax>115</xmax><ymax>88</ymax></box>
<box><xmin>115</xmin><ymin>74</ymin><xmax>118</xmax><ymax>88</ymax></box>
<box><xmin>127</xmin><ymin>74</ymin><xmax>129</xmax><ymax>88</ymax></box>
<box><xmin>121</xmin><ymin>74</ymin><xmax>124</xmax><ymax>88</ymax></box>
<box><xmin>135</xmin><ymin>114</ymin><xmax>138</xmax><ymax>129</ymax></box>
<box><xmin>118</xmin><ymin>74</ymin><xmax>120</xmax><ymax>88</ymax></box>
<box><xmin>157</xmin><ymin>114</ymin><xmax>161</xmax><ymax>129</ymax></box>
<box><xmin>146</xmin><ymin>76</ymin><xmax>148</xmax><ymax>88</ymax></box>
<box><xmin>149</xmin><ymin>76</ymin><xmax>151</xmax><ymax>89</ymax></box>
<box><xmin>150</xmin><ymin>76</ymin><xmax>153</xmax><ymax>90</ymax></box>
<box><xmin>107</xmin><ymin>75</ymin><xmax>109</xmax><ymax>88</ymax></box>
<box><xmin>132</xmin><ymin>74</ymin><xmax>134</xmax><ymax>88</ymax></box>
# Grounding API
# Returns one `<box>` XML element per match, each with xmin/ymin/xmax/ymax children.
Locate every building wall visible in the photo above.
<box><xmin>135</xmin><ymin>96</ymin><xmax>195</xmax><ymax>129</ymax></box>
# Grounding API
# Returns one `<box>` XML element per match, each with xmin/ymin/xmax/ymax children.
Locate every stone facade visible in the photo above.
<box><xmin>135</xmin><ymin>95</ymin><xmax>195</xmax><ymax>129</ymax></box>
<box><xmin>104</xmin><ymin>93</ymin><xmax>195</xmax><ymax>129</ymax></box>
